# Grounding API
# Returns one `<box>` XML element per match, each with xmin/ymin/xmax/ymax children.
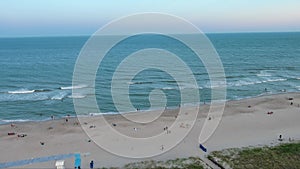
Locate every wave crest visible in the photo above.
<box><xmin>59</xmin><ymin>85</ymin><xmax>87</xmax><ymax>90</ymax></box>
<box><xmin>67</xmin><ymin>94</ymin><xmax>86</xmax><ymax>99</ymax></box>
<box><xmin>8</xmin><ymin>89</ymin><xmax>35</xmax><ymax>94</ymax></box>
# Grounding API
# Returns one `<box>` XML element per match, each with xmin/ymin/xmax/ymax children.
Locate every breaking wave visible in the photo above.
<box><xmin>59</xmin><ymin>85</ymin><xmax>87</xmax><ymax>90</ymax></box>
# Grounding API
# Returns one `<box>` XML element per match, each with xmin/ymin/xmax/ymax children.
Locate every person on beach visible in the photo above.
<box><xmin>90</xmin><ymin>160</ymin><xmax>94</xmax><ymax>169</ymax></box>
<box><xmin>66</xmin><ymin>114</ymin><xmax>71</xmax><ymax>122</ymax></box>
<box><xmin>10</xmin><ymin>123</ymin><xmax>15</xmax><ymax>127</ymax></box>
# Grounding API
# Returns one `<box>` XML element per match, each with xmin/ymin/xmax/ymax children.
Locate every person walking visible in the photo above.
<box><xmin>90</xmin><ymin>160</ymin><xmax>94</xmax><ymax>169</ymax></box>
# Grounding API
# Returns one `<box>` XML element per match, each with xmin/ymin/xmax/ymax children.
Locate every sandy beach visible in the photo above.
<box><xmin>1</xmin><ymin>92</ymin><xmax>300</xmax><ymax>168</ymax></box>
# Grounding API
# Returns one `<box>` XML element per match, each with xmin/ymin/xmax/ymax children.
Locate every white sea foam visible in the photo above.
<box><xmin>256</xmin><ymin>70</ymin><xmax>272</xmax><ymax>77</ymax></box>
<box><xmin>126</xmin><ymin>81</ymin><xmax>135</xmax><ymax>85</ymax></box>
<box><xmin>51</xmin><ymin>92</ymin><xmax>67</xmax><ymax>100</ymax></box>
<box><xmin>60</xmin><ymin>85</ymin><xmax>87</xmax><ymax>90</ymax></box>
<box><xmin>162</xmin><ymin>87</ymin><xmax>175</xmax><ymax>90</ymax></box>
<box><xmin>227</xmin><ymin>78</ymin><xmax>287</xmax><ymax>88</ymax></box>
<box><xmin>88</xmin><ymin>112</ymin><xmax>119</xmax><ymax>116</ymax></box>
<box><xmin>8</xmin><ymin>89</ymin><xmax>35</xmax><ymax>94</ymax></box>
<box><xmin>67</xmin><ymin>94</ymin><xmax>86</xmax><ymax>99</ymax></box>
<box><xmin>204</xmin><ymin>81</ymin><xmax>227</xmax><ymax>88</ymax></box>
<box><xmin>263</xmin><ymin>78</ymin><xmax>287</xmax><ymax>82</ymax></box>
<box><xmin>179</xmin><ymin>83</ymin><xmax>203</xmax><ymax>89</ymax></box>
<box><xmin>1</xmin><ymin>119</ymin><xmax>30</xmax><ymax>123</ymax></box>
<box><xmin>232</xmin><ymin>80</ymin><xmax>258</xmax><ymax>87</ymax></box>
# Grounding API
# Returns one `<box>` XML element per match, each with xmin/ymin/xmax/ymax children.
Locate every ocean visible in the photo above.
<box><xmin>0</xmin><ymin>32</ymin><xmax>300</xmax><ymax>123</ymax></box>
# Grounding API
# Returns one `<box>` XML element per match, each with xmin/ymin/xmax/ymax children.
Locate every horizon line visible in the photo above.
<box><xmin>0</xmin><ymin>30</ymin><xmax>299</xmax><ymax>38</ymax></box>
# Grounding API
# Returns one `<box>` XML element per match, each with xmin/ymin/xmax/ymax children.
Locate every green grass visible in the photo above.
<box><xmin>96</xmin><ymin>157</ymin><xmax>204</xmax><ymax>169</ymax></box>
<box><xmin>123</xmin><ymin>157</ymin><xmax>205</xmax><ymax>169</ymax></box>
<box><xmin>209</xmin><ymin>142</ymin><xmax>300</xmax><ymax>169</ymax></box>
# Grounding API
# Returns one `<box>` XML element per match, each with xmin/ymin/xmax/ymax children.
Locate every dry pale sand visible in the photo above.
<box><xmin>1</xmin><ymin>92</ymin><xmax>300</xmax><ymax>168</ymax></box>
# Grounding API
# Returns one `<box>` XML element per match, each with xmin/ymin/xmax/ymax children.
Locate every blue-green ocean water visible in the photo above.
<box><xmin>0</xmin><ymin>33</ymin><xmax>300</xmax><ymax>123</ymax></box>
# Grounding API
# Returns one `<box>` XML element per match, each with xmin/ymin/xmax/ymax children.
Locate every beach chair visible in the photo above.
<box><xmin>55</xmin><ymin>160</ymin><xmax>65</xmax><ymax>169</ymax></box>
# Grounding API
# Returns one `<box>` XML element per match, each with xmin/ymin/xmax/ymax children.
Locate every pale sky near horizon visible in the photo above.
<box><xmin>1</xmin><ymin>0</ymin><xmax>300</xmax><ymax>37</ymax></box>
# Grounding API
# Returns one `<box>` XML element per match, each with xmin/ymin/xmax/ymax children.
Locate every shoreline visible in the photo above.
<box><xmin>1</xmin><ymin>92</ymin><xmax>300</xmax><ymax>168</ymax></box>
<box><xmin>1</xmin><ymin>91</ymin><xmax>299</xmax><ymax>125</ymax></box>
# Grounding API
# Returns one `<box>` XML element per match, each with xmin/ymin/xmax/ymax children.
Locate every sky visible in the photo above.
<box><xmin>0</xmin><ymin>0</ymin><xmax>300</xmax><ymax>37</ymax></box>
